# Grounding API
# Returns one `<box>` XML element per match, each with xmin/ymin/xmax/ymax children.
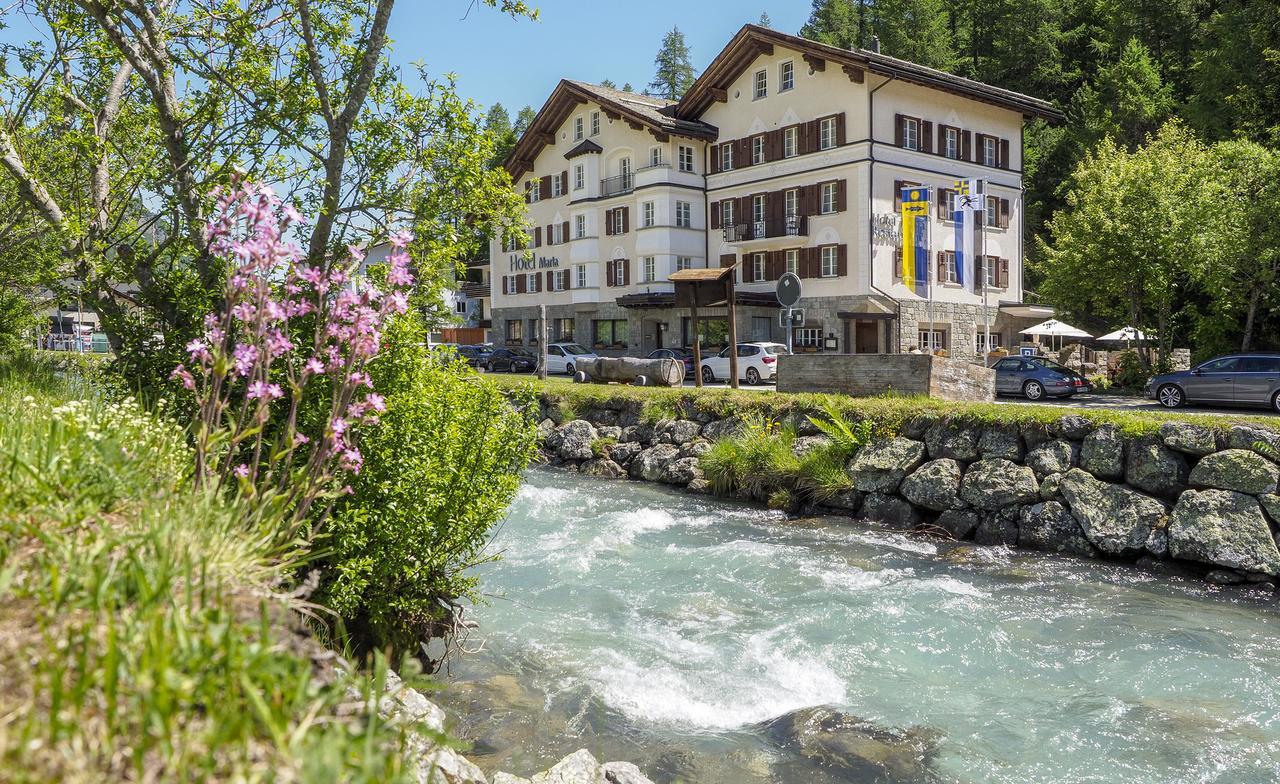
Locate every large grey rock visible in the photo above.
<box><xmin>936</xmin><ymin>509</ymin><xmax>981</xmax><ymax>540</ymax></box>
<box><xmin>701</xmin><ymin>418</ymin><xmax>744</xmax><ymax>442</ymax></box>
<box><xmin>822</xmin><ymin>489</ymin><xmax>864</xmax><ymax>514</ymax></box>
<box><xmin>659</xmin><ymin>457</ymin><xmax>703</xmax><ymax>485</ymax></box>
<box><xmin>900</xmin><ymin>459</ymin><xmax>965</xmax><ymax>512</ymax></box>
<box><xmin>1056</xmin><ymin>415</ymin><xmax>1094</xmax><ymax>441</ymax></box>
<box><xmin>1125</xmin><ymin>438</ymin><xmax>1190</xmax><ymax>499</ymax></box>
<box><xmin>1058</xmin><ymin>469</ymin><xmax>1167</xmax><ymax>556</ymax></box>
<box><xmin>608</xmin><ymin>441</ymin><xmax>642</xmax><ymax>466</ymax></box>
<box><xmin>1039</xmin><ymin>472</ymin><xmax>1064</xmax><ymax>501</ymax></box>
<box><xmin>1159</xmin><ymin>422</ymin><xmax>1217</xmax><ymax>456</ymax></box>
<box><xmin>679</xmin><ymin>439</ymin><xmax>712</xmax><ymax>459</ymax></box>
<box><xmin>959</xmin><ymin>459</ymin><xmax>1040</xmax><ymax>510</ymax></box>
<box><xmin>654</xmin><ymin>419</ymin><xmax>702</xmax><ymax>445</ymax></box>
<box><xmin>861</xmin><ymin>492</ymin><xmax>921</xmax><ymax>528</ymax></box>
<box><xmin>527</xmin><ymin>750</ymin><xmax>610</xmax><ymax>784</ymax></box>
<box><xmin>1260</xmin><ymin>494</ymin><xmax>1280</xmax><ymax>524</ymax></box>
<box><xmin>1021</xmin><ymin>421</ymin><xmax>1058</xmax><ymax>450</ymax></box>
<box><xmin>602</xmin><ymin>761</ymin><xmax>656</xmax><ymax>784</ymax></box>
<box><xmin>537</xmin><ymin>418</ymin><xmax>556</xmax><ymax>442</ymax></box>
<box><xmin>975</xmin><ymin>507</ymin><xmax>1020</xmax><ymax>546</ymax></box>
<box><xmin>1080</xmin><ymin>424</ymin><xmax>1125</xmax><ymax>480</ymax></box>
<box><xmin>583</xmin><ymin>408</ymin><xmax>621</xmax><ymax>428</ymax></box>
<box><xmin>1226</xmin><ymin>425</ymin><xmax>1280</xmax><ymax>460</ymax></box>
<box><xmin>978</xmin><ymin>423</ymin><xmax>1024</xmax><ymax>461</ymax></box>
<box><xmin>581</xmin><ymin>458</ymin><xmax>626</xmax><ymax>479</ymax></box>
<box><xmin>1168</xmin><ymin>490</ymin><xmax>1280</xmax><ymax>576</ymax></box>
<box><xmin>381</xmin><ymin>671</ymin><xmax>488</xmax><ymax>784</ymax></box>
<box><xmin>619</xmin><ymin>423</ymin><xmax>653</xmax><ymax>444</ymax></box>
<box><xmin>1189</xmin><ymin>449</ymin><xmax>1280</xmax><ymax>495</ymax></box>
<box><xmin>628</xmin><ymin>444</ymin><xmax>681</xmax><ymax>482</ymax></box>
<box><xmin>847</xmin><ymin>437</ymin><xmax>926</xmax><ymax>493</ymax></box>
<box><xmin>757</xmin><ymin>706</ymin><xmax>937</xmax><ymax>781</ymax></box>
<box><xmin>493</xmin><ymin>774</ymin><xmax>529</xmax><ymax>784</ymax></box>
<box><xmin>549</xmin><ymin>420</ymin><xmax>598</xmax><ymax>461</ymax></box>
<box><xmin>1019</xmin><ymin>501</ymin><xmax>1098</xmax><ymax>557</ymax></box>
<box><xmin>924</xmin><ymin>420</ymin><xmax>981</xmax><ymax>461</ymax></box>
<box><xmin>901</xmin><ymin>415</ymin><xmax>934</xmax><ymax>441</ymax></box>
<box><xmin>1025</xmin><ymin>439</ymin><xmax>1077</xmax><ymax>478</ymax></box>
<box><xmin>596</xmin><ymin>425</ymin><xmax>622</xmax><ymax>441</ymax></box>
<box><xmin>792</xmin><ymin>435</ymin><xmax>833</xmax><ymax>457</ymax></box>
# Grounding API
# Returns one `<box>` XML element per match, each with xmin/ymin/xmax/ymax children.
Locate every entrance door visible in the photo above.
<box><xmin>855</xmin><ymin>321</ymin><xmax>880</xmax><ymax>354</ymax></box>
<box><xmin>641</xmin><ymin>319</ymin><xmax>662</xmax><ymax>354</ymax></box>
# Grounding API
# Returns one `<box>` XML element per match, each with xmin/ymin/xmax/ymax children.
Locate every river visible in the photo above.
<box><xmin>432</xmin><ymin>468</ymin><xmax>1280</xmax><ymax>783</ymax></box>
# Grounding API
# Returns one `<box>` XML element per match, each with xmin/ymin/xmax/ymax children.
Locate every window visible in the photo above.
<box><xmin>576</xmin><ymin>264</ymin><xmax>587</xmax><ymax>288</ymax></box>
<box><xmin>590</xmin><ymin>110</ymin><xmax>600</xmax><ymax>136</ymax></box>
<box><xmin>454</xmin><ymin>298</ymin><xmax>467</xmax><ymax>315</ymax></box>
<box><xmin>643</xmin><ymin>201</ymin><xmax>656</xmax><ymax>228</ymax></box>
<box><xmin>780</xmin><ymin>61</ymin><xmax>794</xmax><ymax>92</ymax></box>
<box><xmin>721</xmin><ymin>143</ymin><xmax>734</xmax><ymax>171</ymax></box>
<box><xmin>975</xmin><ymin>332</ymin><xmax>1003</xmax><ymax>355</ymax></box>
<box><xmin>795</xmin><ymin>328</ymin><xmax>821</xmax><ymax>349</ymax></box>
<box><xmin>983</xmin><ymin>136</ymin><xmax>998</xmax><ymax>167</ymax></box>
<box><xmin>619</xmin><ymin>157</ymin><xmax>631</xmax><ymax>177</ymax></box>
<box><xmin>903</xmin><ymin>117</ymin><xmax>919</xmax><ymax>150</ymax></box>
<box><xmin>551</xmin><ymin>270</ymin><xmax>565</xmax><ymax>291</ymax></box>
<box><xmin>551</xmin><ymin>175</ymin><xmax>563</xmax><ymax>198</ymax></box>
<box><xmin>944</xmin><ymin>127</ymin><xmax>959</xmax><ymax>159</ymax></box>
<box><xmin>574</xmin><ymin>116</ymin><xmax>584</xmax><ymax>141</ymax></box>
<box><xmin>752</xmin><ymin>194</ymin><xmax>766</xmax><ymax>223</ymax></box>
<box><xmin>575</xmin><ymin>214</ymin><xmax>586</xmax><ymax>239</ymax></box>
<box><xmin>611</xmin><ymin>209</ymin><xmax>625</xmax><ymax>235</ymax></box>
<box><xmin>527</xmin><ymin>272</ymin><xmax>538</xmax><ymax>291</ymax></box>
<box><xmin>642</xmin><ymin>256</ymin><xmax>656</xmax><ymax>282</ymax></box>
<box><xmin>981</xmin><ymin>256</ymin><xmax>998</xmax><ymax>288</ymax></box>
<box><xmin>721</xmin><ymin>200</ymin><xmax>735</xmax><ymax>229</ymax></box>
<box><xmin>611</xmin><ymin>258</ymin><xmax>627</xmax><ymax>286</ymax></box>
<box><xmin>550</xmin><ymin>223</ymin><xmax>563</xmax><ymax>244</ymax></box>
<box><xmin>1241</xmin><ymin>357</ymin><xmax>1280</xmax><ymax>373</ymax></box>
<box><xmin>1199</xmin><ymin>357</ymin><xmax>1241</xmax><ymax>373</ymax></box>
<box><xmin>753</xmin><ymin>135</ymin><xmax>765</xmax><ymax>165</ymax></box>
<box><xmin>819</xmin><ymin>117</ymin><xmax>836</xmax><ymax>150</ymax></box>
<box><xmin>528</xmin><ymin>180</ymin><xmax>540</xmax><ymax>203</ymax></box>
<box><xmin>821</xmin><ymin>246</ymin><xmax>837</xmax><ymax>277</ymax></box>
<box><xmin>675</xmin><ymin>201</ymin><xmax>692</xmax><ymax>228</ymax></box>
<box><xmin>941</xmin><ymin>251</ymin><xmax>958</xmax><ymax>283</ymax></box>
<box><xmin>649</xmin><ymin>146</ymin><xmax>663</xmax><ymax>168</ymax></box>
<box><xmin>753</xmin><ymin>253</ymin><xmax>766</xmax><ymax>281</ymax></box>
<box><xmin>985</xmin><ymin>196</ymin><xmax>998</xmax><ymax>228</ymax></box>
<box><xmin>679</xmin><ymin>145</ymin><xmax>695</xmax><ymax>172</ymax></box>
<box><xmin>754</xmin><ymin>69</ymin><xmax>767</xmax><ymax>99</ymax></box>
<box><xmin>918</xmin><ymin>329</ymin><xmax>948</xmax><ymax>352</ymax></box>
<box><xmin>785</xmin><ymin>189</ymin><xmax>798</xmax><ymax>217</ymax></box>
<box><xmin>784</xmin><ymin>127</ymin><xmax>797</xmax><ymax>158</ymax></box>
<box><xmin>554</xmin><ymin>318</ymin><xmax>575</xmax><ymax>341</ymax></box>
<box><xmin>593</xmin><ymin>319</ymin><xmax>629</xmax><ymax>346</ymax></box>
<box><xmin>676</xmin><ymin>255</ymin><xmax>693</xmax><ymax>271</ymax></box>
<box><xmin>820</xmin><ymin>182</ymin><xmax>838</xmax><ymax>214</ymax></box>
<box><xmin>506</xmin><ymin>320</ymin><xmax>523</xmax><ymax>341</ymax></box>
<box><xmin>574</xmin><ymin>164</ymin><xmax>584</xmax><ymax>190</ymax></box>
<box><xmin>785</xmin><ymin>249</ymin><xmax>799</xmax><ymax>276</ymax></box>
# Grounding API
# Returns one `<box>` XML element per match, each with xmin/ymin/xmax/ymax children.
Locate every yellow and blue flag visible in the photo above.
<box><xmin>901</xmin><ymin>186</ymin><xmax>930</xmax><ymax>296</ymax></box>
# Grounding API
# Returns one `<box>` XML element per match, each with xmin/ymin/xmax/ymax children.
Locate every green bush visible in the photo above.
<box><xmin>698</xmin><ymin>415</ymin><xmax>798</xmax><ymax>498</ymax></box>
<box><xmin>1113</xmin><ymin>351</ymin><xmax>1151</xmax><ymax>391</ymax></box>
<box><xmin>317</xmin><ymin>315</ymin><xmax>539</xmax><ymax>663</ymax></box>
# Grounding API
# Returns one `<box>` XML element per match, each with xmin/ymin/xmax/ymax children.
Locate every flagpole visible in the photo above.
<box><xmin>926</xmin><ymin>188</ymin><xmax>934</xmax><ymax>352</ymax></box>
<box><xmin>980</xmin><ymin>185</ymin><xmax>990</xmax><ymax>360</ymax></box>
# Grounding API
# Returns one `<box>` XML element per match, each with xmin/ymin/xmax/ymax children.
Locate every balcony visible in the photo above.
<box><xmin>723</xmin><ymin>215</ymin><xmax>808</xmax><ymax>243</ymax></box>
<box><xmin>600</xmin><ymin>173</ymin><xmax>635</xmax><ymax>197</ymax></box>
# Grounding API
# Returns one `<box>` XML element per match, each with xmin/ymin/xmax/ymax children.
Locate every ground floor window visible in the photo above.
<box><xmin>918</xmin><ymin>328</ymin><xmax>948</xmax><ymax>352</ymax></box>
<box><xmin>593</xmin><ymin>319</ymin><xmax>629</xmax><ymax>348</ymax></box>
<box><xmin>751</xmin><ymin>316</ymin><xmax>771</xmax><ymax>342</ymax></box>
<box><xmin>527</xmin><ymin>318</ymin><xmax>541</xmax><ymax>344</ymax></box>
<box><xmin>554</xmin><ymin>318</ymin><xmax>575</xmax><ymax>342</ymax></box>
<box><xmin>975</xmin><ymin>331</ymin><xmax>1003</xmax><ymax>354</ymax></box>
<box><xmin>795</xmin><ymin>327</ymin><xmax>822</xmax><ymax>349</ymax></box>
<box><xmin>681</xmin><ymin>317</ymin><xmax>729</xmax><ymax>352</ymax></box>
<box><xmin>505</xmin><ymin>319</ymin><xmax>523</xmax><ymax>343</ymax></box>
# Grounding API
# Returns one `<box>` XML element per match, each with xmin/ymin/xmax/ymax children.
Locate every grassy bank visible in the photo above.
<box><xmin>491</xmin><ymin>375</ymin><xmax>1280</xmax><ymax>437</ymax></box>
<box><xmin>0</xmin><ymin>357</ymin><xmax>424</xmax><ymax>782</ymax></box>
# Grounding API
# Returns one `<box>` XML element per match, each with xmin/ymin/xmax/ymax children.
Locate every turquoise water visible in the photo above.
<box><xmin>435</xmin><ymin>468</ymin><xmax>1280</xmax><ymax>783</ymax></box>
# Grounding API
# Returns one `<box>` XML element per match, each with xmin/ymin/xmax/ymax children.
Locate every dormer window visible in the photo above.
<box><xmin>754</xmin><ymin>69</ymin><xmax>767</xmax><ymax>100</ymax></box>
<box><xmin>590</xmin><ymin>110</ymin><xmax>600</xmax><ymax>136</ymax></box>
<box><xmin>573</xmin><ymin>116</ymin><xmax>584</xmax><ymax>141</ymax></box>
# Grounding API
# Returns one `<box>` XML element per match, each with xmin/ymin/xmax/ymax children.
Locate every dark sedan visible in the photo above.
<box><xmin>486</xmin><ymin>347</ymin><xmax>538</xmax><ymax>373</ymax></box>
<box><xmin>992</xmin><ymin>356</ymin><xmax>1092</xmax><ymax>400</ymax></box>
<box><xmin>647</xmin><ymin>348</ymin><xmax>695</xmax><ymax>378</ymax></box>
<box><xmin>1146</xmin><ymin>354</ymin><xmax>1280</xmax><ymax>413</ymax></box>
<box><xmin>456</xmin><ymin>344</ymin><xmax>493</xmax><ymax>368</ymax></box>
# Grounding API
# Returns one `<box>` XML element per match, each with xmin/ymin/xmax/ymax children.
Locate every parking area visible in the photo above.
<box><xmin>994</xmin><ymin>392</ymin><xmax>1279</xmax><ymax>418</ymax></box>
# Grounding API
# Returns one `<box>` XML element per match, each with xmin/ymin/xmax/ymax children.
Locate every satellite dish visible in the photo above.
<box><xmin>776</xmin><ymin>272</ymin><xmax>802</xmax><ymax>308</ymax></box>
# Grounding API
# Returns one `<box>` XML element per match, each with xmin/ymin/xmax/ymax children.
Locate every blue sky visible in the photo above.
<box><xmin>393</xmin><ymin>1</ymin><xmax>809</xmax><ymax>113</ymax></box>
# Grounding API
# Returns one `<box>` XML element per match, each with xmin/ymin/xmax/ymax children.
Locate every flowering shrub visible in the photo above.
<box><xmin>173</xmin><ymin>181</ymin><xmax>413</xmax><ymax>526</ymax></box>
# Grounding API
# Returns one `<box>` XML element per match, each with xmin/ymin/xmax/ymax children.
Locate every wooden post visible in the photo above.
<box><xmin>691</xmin><ymin>301</ymin><xmax>702</xmax><ymax>388</ymax></box>
<box><xmin>538</xmin><ymin>303</ymin><xmax>548</xmax><ymax>381</ymax></box>
<box><xmin>726</xmin><ymin>274</ymin><xmax>739</xmax><ymax>389</ymax></box>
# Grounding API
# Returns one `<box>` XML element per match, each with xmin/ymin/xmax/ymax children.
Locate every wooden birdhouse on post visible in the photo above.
<box><xmin>670</xmin><ymin>266</ymin><xmax>739</xmax><ymax>389</ymax></box>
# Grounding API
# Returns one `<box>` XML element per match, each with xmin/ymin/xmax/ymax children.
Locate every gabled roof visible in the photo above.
<box><xmin>564</xmin><ymin>139</ymin><xmax>603</xmax><ymax>159</ymax></box>
<box><xmin>505</xmin><ymin>80</ymin><xmax>718</xmax><ymax>180</ymax></box>
<box><xmin>677</xmin><ymin>25</ymin><xmax>1063</xmax><ymax>122</ymax></box>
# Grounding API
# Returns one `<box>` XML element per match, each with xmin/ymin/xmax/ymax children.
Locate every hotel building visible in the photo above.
<box><xmin>489</xmin><ymin>25</ymin><xmax>1061</xmax><ymax>362</ymax></box>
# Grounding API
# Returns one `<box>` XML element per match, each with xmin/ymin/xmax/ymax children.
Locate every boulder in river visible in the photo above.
<box><xmin>628</xmin><ymin>444</ymin><xmax>680</xmax><ymax>482</ymax></box>
<box><xmin>1080</xmin><ymin>424</ymin><xmax>1125</xmax><ymax>480</ymax></box>
<box><xmin>900</xmin><ymin>458</ymin><xmax>965</xmax><ymax>511</ymax></box>
<box><xmin>974</xmin><ymin>507</ymin><xmax>1020</xmax><ymax>546</ymax></box>
<box><xmin>862</xmin><ymin>492</ymin><xmax>922</xmax><ymax>528</ymax></box>
<box><xmin>959</xmin><ymin>459</ymin><xmax>1040</xmax><ymax>510</ymax></box>
<box><xmin>581</xmin><ymin>458</ymin><xmax>626</xmax><ymax>479</ymax></box>
<box><xmin>936</xmin><ymin>509</ymin><xmax>981</xmax><ymax>540</ymax></box>
<box><xmin>1058</xmin><ymin>469</ymin><xmax>1167</xmax><ymax>557</ymax></box>
<box><xmin>1019</xmin><ymin>501</ymin><xmax>1098</xmax><ymax>557</ymax></box>
<box><xmin>1125</xmin><ymin>438</ymin><xmax>1190</xmax><ymax>500</ymax></box>
<box><xmin>847</xmin><ymin>437</ymin><xmax>925</xmax><ymax>493</ymax></box>
<box><xmin>548</xmin><ymin>420</ymin><xmax>598</xmax><ymax>461</ymax></box>
<box><xmin>758</xmin><ymin>706</ymin><xmax>938</xmax><ymax>781</ymax></box>
<box><xmin>659</xmin><ymin>457</ymin><xmax>703</xmax><ymax>486</ymax></box>
<box><xmin>1189</xmin><ymin>449</ymin><xmax>1280</xmax><ymax>495</ymax></box>
<box><xmin>608</xmin><ymin>441</ymin><xmax>642</xmax><ymax>467</ymax></box>
<box><xmin>1168</xmin><ymin>490</ymin><xmax>1280</xmax><ymax>576</ymax></box>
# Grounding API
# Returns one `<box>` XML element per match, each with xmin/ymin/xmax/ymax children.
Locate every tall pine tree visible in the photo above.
<box><xmin>648</xmin><ymin>27</ymin><xmax>697</xmax><ymax>100</ymax></box>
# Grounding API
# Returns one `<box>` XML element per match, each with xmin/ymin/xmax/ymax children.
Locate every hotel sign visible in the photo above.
<box><xmin>509</xmin><ymin>254</ymin><xmax>561</xmax><ymax>272</ymax></box>
<box><xmin>872</xmin><ymin>213</ymin><xmax>901</xmax><ymax>248</ymax></box>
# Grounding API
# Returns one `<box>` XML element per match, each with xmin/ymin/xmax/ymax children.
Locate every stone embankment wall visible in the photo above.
<box><xmin>776</xmin><ymin>354</ymin><xmax>995</xmax><ymax>401</ymax></box>
<box><xmin>534</xmin><ymin>394</ymin><xmax>1280</xmax><ymax>588</ymax></box>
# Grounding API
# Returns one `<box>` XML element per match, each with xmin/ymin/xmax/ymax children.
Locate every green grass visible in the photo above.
<box><xmin>0</xmin><ymin>355</ymin><xmax>428</xmax><ymax>782</ymax></box>
<box><xmin>492</xmin><ymin>375</ymin><xmax>1280</xmax><ymax>438</ymax></box>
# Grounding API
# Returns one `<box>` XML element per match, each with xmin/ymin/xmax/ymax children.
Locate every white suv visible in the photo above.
<box><xmin>700</xmin><ymin>342</ymin><xmax>789</xmax><ymax>385</ymax></box>
<box><xmin>545</xmin><ymin>343</ymin><xmax>598</xmax><ymax>375</ymax></box>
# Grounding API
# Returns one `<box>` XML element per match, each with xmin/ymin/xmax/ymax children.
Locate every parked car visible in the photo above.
<box><xmin>647</xmin><ymin>348</ymin><xmax>695</xmax><ymax>378</ymax></box>
<box><xmin>545</xmin><ymin>343</ymin><xmax>597</xmax><ymax>375</ymax></box>
<box><xmin>485</xmin><ymin>347</ymin><xmax>538</xmax><ymax>374</ymax></box>
<box><xmin>456</xmin><ymin>344</ymin><xmax>493</xmax><ymax>368</ymax></box>
<box><xmin>700</xmin><ymin>342</ymin><xmax>790</xmax><ymax>385</ymax></box>
<box><xmin>992</xmin><ymin>355</ymin><xmax>1092</xmax><ymax>400</ymax></box>
<box><xmin>1146</xmin><ymin>354</ymin><xmax>1280</xmax><ymax>412</ymax></box>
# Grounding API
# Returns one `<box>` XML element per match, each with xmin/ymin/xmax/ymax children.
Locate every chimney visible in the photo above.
<box><xmin>870</xmin><ymin>36</ymin><xmax>881</xmax><ymax>54</ymax></box>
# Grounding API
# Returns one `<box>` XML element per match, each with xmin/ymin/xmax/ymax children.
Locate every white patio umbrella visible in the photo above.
<box><xmin>1020</xmin><ymin>319</ymin><xmax>1093</xmax><ymax>355</ymax></box>
<box><xmin>1096</xmin><ymin>326</ymin><xmax>1153</xmax><ymax>343</ymax></box>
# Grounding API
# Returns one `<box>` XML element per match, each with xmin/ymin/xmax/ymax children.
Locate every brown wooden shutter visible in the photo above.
<box><xmin>893</xmin><ymin>180</ymin><xmax>904</xmax><ymax>210</ymax></box>
<box><xmin>562</xmin><ymin>221</ymin><xmax>570</xmax><ymax>241</ymax></box>
<box><xmin>622</xmin><ymin>259</ymin><xmax>631</xmax><ymax>285</ymax></box>
<box><xmin>837</xmin><ymin>244</ymin><xmax>848</xmax><ymax>277</ymax></box>
<box><xmin>893</xmin><ymin>249</ymin><xmax>903</xmax><ymax>280</ymax></box>
<box><xmin>836</xmin><ymin>179</ymin><xmax>847</xmax><ymax>212</ymax></box>
<box><xmin>895</xmin><ymin>114</ymin><xmax>905</xmax><ymax>147</ymax></box>
<box><xmin>937</xmin><ymin>251</ymin><xmax>945</xmax><ymax>282</ymax></box>
<box><xmin>1000</xmin><ymin>139</ymin><xmax>1011</xmax><ymax>169</ymax></box>
<box><xmin>739</xmin><ymin>138</ymin><xmax>752</xmax><ymax>167</ymax></box>
<box><xmin>604</xmin><ymin>210</ymin><xmax>612</xmax><ymax>236</ymax></box>
<box><xmin>534</xmin><ymin>226</ymin><xmax>542</xmax><ymax>247</ymax></box>
<box><xmin>962</xmin><ymin>130</ymin><xmax>973</xmax><ymax>161</ymax></box>
<box><xmin>710</xmin><ymin>201</ymin><xmax>720</xmax><ymax>229</ymax></box>
<box><xmin>546</xmin><ymin>270</ymin><xmax>554</xmax><ymax>290</ymax></box>
<box><xmin>999</xmin><ymin>257</ymin><xmax>1010</xmax><ymax>288</ymax></box>
<box><xmin>710</xmin><ymin>145</ymin><xmax>721</xmax><ymax>174</ymax></box>
<box><xmin>743</xmin><ymin>255</ymin><xmax>755</xmax><ymax>283</ymax></box>
<box><xmin>621</xmin><ymin>207</ymin><xmax>629</xmax><ymax>233</ymax></box>
<box><xmin>720</xmin><ymin>253</ymin><xmax>735</xmax><ymax>267</ymax></box>
<box><xmin>922</xmin><ymin>120</ymin><xmax>934</xmax><ymax>153</ymax></box>
<box><xmin>517</xmin><ymin>274</ymin><xmax>527</xmax><ymax>294</ymax></box>
<box><xmin>545</xmin><ymin>224</ymin><xmax>552</xmax><ymax>244</ymax></box>
<box><xmin>539</xmin><ymin>175</ymin><xmax>551</xmax><ymax>200</ymax></box>
<box><xmin>560</xmin><ymin>171</ymin><xmax>568</xmax><ymax>195</ymax></box>
<box><xmin>999</xmin><ymin>198</ymin><xmax>1010</xmax><ymax>228</ymax></box>
<box><xmin>833</xmin><ymin>113</ymin><xmax>845</xmax><ymax>147</ymax></box>
<box><xmin>605</xmin><ymin>260</ymin><xmax>614</xmax><ymax>287</ymax></box>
